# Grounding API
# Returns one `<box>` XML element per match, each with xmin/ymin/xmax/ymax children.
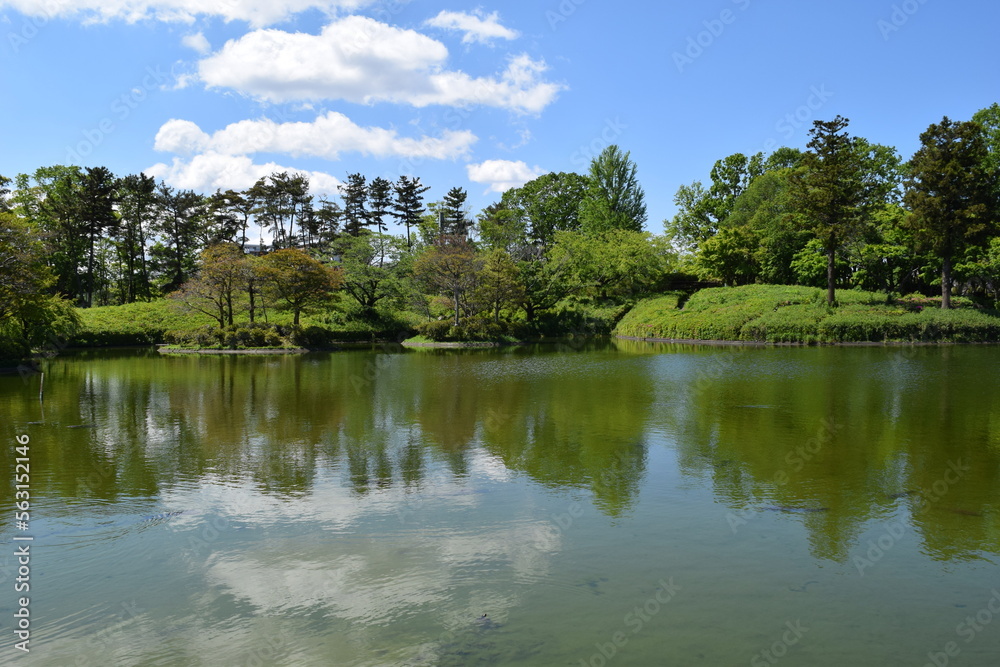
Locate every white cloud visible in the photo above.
<box><xmin>154</xmin><ymin>113</ymin><xmax>477</xmax><ymax>160</ymax></box>
<box><xmin>0</xmin><ymin>0</ymin><xmax>373</xmax><ymax>28</ymax></box>
<box><xmin>467</xmin><ymin>159</ymin><xmax>546</xmax><ymax>193</ymax></box>
<box><xmin>425</xmin><ymin>9</ymin><xmax>519</xmax><ymax>45</ymax></box>
<box><xmin>181</xmin><ymin>31</ymin><xmax>210</xmax><ymax>54</ymax></box>
<box><xmin>154</xmin><ymin>119</ymin><xmax>211</xmax><ymax>154</ymax></box>
<box><xmin>197</xmin><ymin>17</ymin><xmax>564</xmax><ymax>113</ymax></box>
<box><xmin>145</xmin><ymin>152</ymin><xmax>342</xmax><ymax>195</ymax></box>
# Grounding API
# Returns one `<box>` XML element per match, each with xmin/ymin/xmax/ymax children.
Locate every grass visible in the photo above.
<box><xmin>614</xmin><ymin>285</ymin><xmax>1000</xmax><ymax>344</ymax></box>
<box><xmin>72</xmin><ymin>300</ymin><xmax>214</xmax><ymax>346</ymax></box>
<box><xmin>71</xmin><ymin>299</ymin><xmax>417</xmax><ymax>348</ymax></box>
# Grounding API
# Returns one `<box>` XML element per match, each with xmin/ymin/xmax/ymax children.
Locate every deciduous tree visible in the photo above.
<box><xmin>413</xmin><ymin>236</ymin><xmax>482</xmax><ymax>326</ymax></box>
<box><xmin>257</xmin><ymin>248</ymin><xmax>342</xmax><ymax>326</ymax></box>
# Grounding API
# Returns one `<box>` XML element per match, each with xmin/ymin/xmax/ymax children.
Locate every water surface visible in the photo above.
<box><xmin>1</xmin><ymin>342</ymin><xmax>999</xmax><ymax>665</ymax></box>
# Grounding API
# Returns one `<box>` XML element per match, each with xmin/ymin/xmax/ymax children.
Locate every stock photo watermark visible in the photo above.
<box><xmin>577</xmin><ymin>577</ymin><xmax>682</xmax><ymax>667</ymax></box>
<box><xmin>570</xmin><ymin>118</ymin><xmax>628</xmax><ymax>170</ymax></box>
<box><xmin>673</xmin><ymin>0</ymin><xmax>752</xmax><ymax>73</ymax></box>
<box><xmin>877</xmin><ymin>0</ymin><xmax>930</xmax><ymax>40</ymax></box>
<box><xmin>760</xmin><ymin>85</ymin><xmax>835</xmax><ymax>154</ymax></box>
<box><xmin>546</xmin><ymin>0</ymin><xmax>589</xmax><ymax>31</ymax></box>
<box><xmin>750</xmin><ymin>619</ymin><xmax>809</xmax><ymax>666</ymax></box>
<box><xmin>727</xmin><ymin>418</ymin><xmax>842</xmax><ymax>534</ymax></box>
<box><xmin>66</xmin><ymin>64</ymin><xmax>181</xmax><ymax>164</ymax></box>
<box><xmin>853</xmin><ymin>458</ymin><xmax>969</xmax><ymax>576</ymax></box>
<box><xmin>921</xmin><ymin>588</ymin><xmax>1000</xmax><ymax>667</ymax></box>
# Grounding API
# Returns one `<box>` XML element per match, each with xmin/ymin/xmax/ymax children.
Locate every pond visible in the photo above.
<box><xmin>1</xmin><ymin>342</ymin><xmax>999</xmax><ymax>666</ymax></box>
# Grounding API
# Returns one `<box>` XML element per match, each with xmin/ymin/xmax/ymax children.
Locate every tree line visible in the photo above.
<box><xmin>2</xmin><ymin>144</ymin><xmax>669</xmax><ymax>353</ymax></box>
<box><xmin>5</xmin><ymin>103</ymin><xmax>999</xmax><ymax>357</ymax></box>
<box><xmin>666</xmin><ymin>104</ymin><xmax>1000</xmax><ymax>307</ymax></box>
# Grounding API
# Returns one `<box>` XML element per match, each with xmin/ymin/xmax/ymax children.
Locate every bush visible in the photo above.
<box><xmin>414</xmin><ymin>317</ymin><xmax>529</xmax><ymax>342</ymax></box>
<box><xmin>166</xmin><ymin>323</ymin><xmax>297</xmax><ymax>349</ymax></box>
<box><xmin>415</xmin><ymin>319</ymin><xmax>454</xmax><ymax>341</ymax></box>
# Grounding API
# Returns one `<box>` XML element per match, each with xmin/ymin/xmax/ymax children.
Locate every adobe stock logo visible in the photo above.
<box><xmin>672</xmin><ymin>0</ymin><xmax>752</xmax><ymax>73</ymax></box>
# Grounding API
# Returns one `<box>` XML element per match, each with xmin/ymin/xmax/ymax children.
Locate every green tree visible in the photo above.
<box><xmin>903</xmin><ymin>117</ymin><xmax>996</xmax><ymax>309</ymax></box>
<box><xmin>696</xmin><ymin>226</ymin><xmax>761</xmax><ymax>286</ymax></box>
<box><xmin>413</xmin><ymin>236</ymin><xmax>482</xmax><ymax>326</ymax></box>
<box><xmin>78</xmin><ymin>166</ymin><xmax>118</xmax><ymax>307</ymax></box>
<box><xmin>392</xmin><ymin>176</ymin><xmax>430</xmax><ymax>249</ymax></box>
<box><xmin>550</xmin><ymin>229</ymin><xmax>674</xmax><ymax>300</ymax></box>
<box><xmin>972</xmin><ymin>103</ymin><xmax>1000</xmax><ymax>177</ymax></box>
<box><xmin>151</xmin><ymin>184</ymin><xmax>206</xmax><ymax>292</ymax></box>
<box><xmin>249</xmin><ymin>172</ymin><xmax>312</xmax><ymax>249</ymax></box>
<box><xmin>441</xmin><ymin>187</ymin><xmax>470</xmax><ymax>236</ymax></box>
<box><xmin>171</xmin><ymin>244</ymin><xmax>252</xmax><ymax>328</ymax></box>
<box><xmin>497</xmin><ymin>172</ymin><xmax>587</xmax><ymax>248</ymax></box>
<box><xmin>115</xmin><ymin>173</ymin><xmax>157</xmax><ymax>302</ymax></box>
<box><xmin>340</xmin><ymin>173</ymin><xmax>369</xmax><ymax>237</ymax></box>
<box><xmin>367</xmin><ymin>177</ymin><xmax>394</xmax><ymax>233</ymax></box>
<box><xmin>0</xmin><ymin>212</ymin><xmax>79</xmax><ymax>362</ymax></box>
<box><xmin>335</xmin><ymin>232</ymin><xmax>409</xmax><ymax>313</ymax></box>
<box><xmin>579</xmin><ymin>145</ymin><xmax>647</xmax><ymax>234</ymax></box>
<box><xmin>22</xmin><ymin>166</ymin><xmax>87</xmax><ymax>302</ymax></box>
<box><xmin>788</xmin><ymin>117</ymin><xmax>898</xmax><ymax>305</ymax></box>
<box><xmin>257</xmin><ymin>248</ymin><xmax>342</xmax><ymax>326</ymax></box>
<box><xmin>472</xmin><ymin>249</ymin><xmax>525</xmax><ymax>323</ymax></box>
<box><xmin>0</xmin><ymin>174</ymin><xmax>11</xmax><ymax>212</ymax></box>
<box><xmin>477</xmin><ymin>202</ymin><xmax>527</xmax><ymax>254</ymax></box>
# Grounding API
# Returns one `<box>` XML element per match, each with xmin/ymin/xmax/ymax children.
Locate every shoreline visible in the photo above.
<box><xmin>157</xmin><ymin>346</ymin><xmax>313</xmax><ymax>355</ymax></box>
<box><xmin>614</xmin><ymin>335</ymin><xmax>998</xmax><ymax>347</ymax></box>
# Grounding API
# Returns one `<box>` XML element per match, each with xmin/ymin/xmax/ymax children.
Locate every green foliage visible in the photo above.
<box><xmin>165</xmin><ymin>323</ymin><xmax>287</xmax><ymax>349</ymax></box>
<box><xmin>72</xmin><ymin>299</ymin><xmax>214</xmax><ymax>346</ymax></box>
<box><xmin>614</xmin><ymin>284</ymin><xmax>1000</xmax><ymax>343</ymax></box>
<box><xmin>904</xmin><ymin>116</ymin><xmax>997</xmax><ymax>308</ymax></box>
<box><xmin>549</xmin><ymin>229</ymin><xmax>675</xmax><ymax>300</ymax></box>
<box><xmin>579</xmin><ymin>145</ymin><xmax>647</xmax><ymax>234</ymax></box>
<box><xmin>491</xmin><ymin>172</ymin><xmax>589</xmax><ymax>249</ymax></box>
<box><xmin>787</xmin><ymin>117</ymin><xmax>903</xmax><ymax>305</ymax></box>
<box><xmin>1</xmin><ymin>212</ymin><xmax>81</xmax><ymax>361</ymax></box>
<box><xmin>333</xmin><ymin>232</ymin><xmax>409</xmax><ymax>311</ymax></box>
<box><xmin>414</xmin><ymin>317</ymin><xmax>526</xmax><ymax>342</ymax></box>
<box><xmin>257</xmin><ymin>248</ymin><xmax>342</xmax><ymax>326</ymax></box>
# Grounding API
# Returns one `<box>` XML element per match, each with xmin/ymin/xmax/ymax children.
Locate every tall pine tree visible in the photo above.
<box><xmin>904</xmin><ymin>117</ymin><xmax>996</xmax><ymax>309</ymax></box>
<box><xmin>341</xmin><ymin>173</ymin><xmax>369</xmax><ymax>236</ymax></box>
<box><xmin>392</xmin><ymin>175</ymin><xmax>430</xmax><ymax>248</ymax></box>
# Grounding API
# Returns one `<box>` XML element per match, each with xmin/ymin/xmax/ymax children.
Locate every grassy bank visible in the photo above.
<box><xmin>71</xmin><ymin>299</ymin><xmax>417</xmax><ymax>348</ymax></box>
<box><xmin>69</xmin><ymin>297</ymin><xmax>633</xmax><ymax>350</ymax></box>
<box><xmin>614</xmin><ymin>285</ymin><xmax>1000</xmax><ymax>344</ymax></box>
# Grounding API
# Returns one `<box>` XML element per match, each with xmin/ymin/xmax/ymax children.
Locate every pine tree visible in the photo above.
<box><xmin>341</xmin><ymin>173</ymin><xmax>369</xmax><ymax>236</ymax></box>
<box><xmin>787</xmin><ymin>117</ymin><xmax>894</xmax><ymax>306</ymax></box>
<box><xmin>904</xmin><ymin>117</ymin><xmax>996</xmax><ymax>309</ymax></box>
<box><xmin>392</xmin><ymin>176</ymin><xmax>430</xmax><ymax>248</ymax></box>
<box><xmin>367</xmin><ymin>176</ymin><xmax>393</xmax><ymax>233</ymax></box>
<box><xmin>441</xmin><ymin>187</ymin><xmax>470</xmax><ymax>236</ymax></box>
<box><xmin>79</xmin><ymin>166</ymin><xmax>117</xmax><ymax>307</ymax></box>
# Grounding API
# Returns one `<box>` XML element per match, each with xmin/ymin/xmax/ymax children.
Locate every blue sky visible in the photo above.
<box><xmin>1</xmin><ymin>0</ymin><xmax>998</xmax><ymax>238</ymax></box>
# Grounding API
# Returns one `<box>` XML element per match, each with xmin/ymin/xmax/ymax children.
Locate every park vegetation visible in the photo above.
<box><xmin>2</xmin><ymin>103</ymin><xmax>1000</xmax><ymax>361</ymax></box>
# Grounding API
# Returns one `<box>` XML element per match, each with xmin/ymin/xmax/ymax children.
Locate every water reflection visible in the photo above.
<box><xmin>2</xmin><ymin>344</ymin><xmax>999</xmax><ymax>559</ymax></box>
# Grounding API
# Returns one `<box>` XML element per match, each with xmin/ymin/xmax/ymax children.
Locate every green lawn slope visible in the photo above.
<box><xmin>614</xmin><ymin>285</ymin><xmax>1000</xmax><ymax>344</ymax></box>
<box><xmin>71</xmin><ymin>299</ymin><xmax>416</xmax><ymax>348</ymax></box>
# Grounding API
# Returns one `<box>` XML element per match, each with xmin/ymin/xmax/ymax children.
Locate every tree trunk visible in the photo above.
<box><xmin>826</xmin><ymin>249</ymin><xmax>836</xmax><ymax>306</ymax></box>
<box><xmin>248</xmin><ymin>281</ymin><xmax>256</xmax><ymax>323</ymax></box>
<box><xmin>941</xmin><ymin>253</ymin><xmax>953</xmax><ymax>309</ymax></box>
<box><xmin>453</xmin><ymin>292</ymin><xmax>460</xmax><ymax>327</ymax></box>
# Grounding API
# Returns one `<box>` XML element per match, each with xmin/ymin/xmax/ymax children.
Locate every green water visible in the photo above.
<box><xmin>1</xmin><ymin>342</ymin><xmax>999</xmax><ymax>666</ymax></box>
